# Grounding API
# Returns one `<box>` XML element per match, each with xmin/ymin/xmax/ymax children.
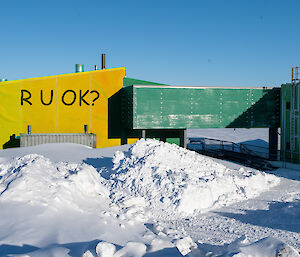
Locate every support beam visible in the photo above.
<box><xmin>120</xmin><ymin>129</ymin><xmax>127</xmax><ymax>145</ymax></box>
<box><xmin>180</xmin><ymin>129</ymin><xmax>187</xmax><ymax>148</ymax></box>
<box><xmin>160</xmin><ymin>137</ymin><xmax>166</xmax><ymax>143</ymax></box>
<box><xmin>269</xmin><ymin>127</ymin><xmax>278</xmax><ymax>160</ymax></box>
<box><xmin>141</xmin><ymin>130</ymin><xmax>146</xmax><ymax>139</ymax></box>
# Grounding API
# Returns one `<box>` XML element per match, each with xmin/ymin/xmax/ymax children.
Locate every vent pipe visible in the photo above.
<box><xmin>27</xmin><ymin>125</ymin><xmax>31</xmax><ymax>134</ymax></box>
<box><xmin>84</xmin><ymin>125</ymin><xmax>88</xmax><ymax>134</ymax></box>
<box><xmin>101</xmin><ymin>54</ymin><xmax>106</xmax><ymax>69</ymax></box>
<box><xmin>75</xmin><ymin>64</ymin><xmax>84</xmax><ymax>73</ymax></box>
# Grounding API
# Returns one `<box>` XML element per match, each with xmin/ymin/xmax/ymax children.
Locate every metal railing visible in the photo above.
<box><xmin>20</xmin><ymin>133</ymin><xmax>97</xmax><ymax>148</ymax></box>
<box><xmin>188</xmin><ymin>137</ymin><xmax>274</xmax><ymax>160</ymax></box>
<box><xmin>189</xmin><ymin>137</ymin><xmax>300</xmax><ymax>164</ymax></box>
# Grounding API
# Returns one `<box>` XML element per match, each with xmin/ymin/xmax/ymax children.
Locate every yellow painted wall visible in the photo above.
<box><xmin>0</xmin><ymin>68</ymin><xmax>129</xmax><ymax>149</ymax></box>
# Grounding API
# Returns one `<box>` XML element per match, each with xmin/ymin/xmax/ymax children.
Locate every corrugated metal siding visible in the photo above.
<box><xmin>20</xmin><ymin>133</ymin><xmax>96</xmax><ymax>148</ymax></box>
<box><xmin>281</xmin><ymin>83</ymin><xmax>300</xmax><ymax>163</ymax></box>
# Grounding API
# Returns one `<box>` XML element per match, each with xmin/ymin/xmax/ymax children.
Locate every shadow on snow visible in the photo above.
<box><xmin>215</xmin><ymin>199</ymin><xmax>300</xmax><ymax>233</ymax></box>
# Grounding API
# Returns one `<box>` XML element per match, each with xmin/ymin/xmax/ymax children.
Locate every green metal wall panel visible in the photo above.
<box><xmin>281</xmin><ymin>83</ymin><xmax>292</xmax><ymax>161</ymax></box>
<box><xmin>281</xmin><ymin>83</ymin><xmax>300</xmax><ymax>163</ymax></box>
<box><xmin>129</xmin><ymin>85</ymin><xmax>279</xmax><ymax>129</ymax></box>
<box><xmin>121</xmin><ymin>78</ymin><xmax>165</xmax><ymax>130</ymax></box>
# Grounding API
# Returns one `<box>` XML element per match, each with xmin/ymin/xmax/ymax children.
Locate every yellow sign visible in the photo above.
<box><xmin>0</xmin><ymin>68</ymin><xmax>128</xmax><ymax>148</ymax></box>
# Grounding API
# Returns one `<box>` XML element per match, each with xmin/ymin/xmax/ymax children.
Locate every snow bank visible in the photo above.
<box><xmin>105</xmin><ymin>139</ymin><xmax>280</xmax><ymax>217</ymax></box>
<box><xmin>0</xmin><ymin>153</ymin><xmax>154</xmax><ymax>250</ymax></box>
<box><xmin>0</xmin><ymin>154</ymin><xmax>109</xmax><ymax>207</ymax></box>
<box><xmin>0</xmin><ymin>139</ymin><xmax>280</xmax><ymax>218</ymax></box>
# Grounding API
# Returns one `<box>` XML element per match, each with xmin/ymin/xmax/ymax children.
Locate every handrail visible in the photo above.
<box><xmin>189</xmin><ymin>137</ymin><xmax>300</xmax><ymax>163</ymax></box>
<box><xmin>188</xmin><ymin>137</ymin><xmax>271</xmax><ymax>159</ymax></box>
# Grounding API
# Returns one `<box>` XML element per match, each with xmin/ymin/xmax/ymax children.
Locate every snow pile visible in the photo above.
<box><xmin>106</xmin><ymin>139</ymin><xmax>280</xmax><ymax>217</ymax></box>
<box><xmin>0</xmin><ymin>154</ymin><xmax>109</xmax><ymax>207</ymax></box>
<box><xmin>0</xmin><ymin>153</ymin><xmax>161</xmax><ymax>254</ymax></box>
<box><xmin>0</xmin><ymin>139</ymin><xmax>298</xmax><ymax>256</ymax></box>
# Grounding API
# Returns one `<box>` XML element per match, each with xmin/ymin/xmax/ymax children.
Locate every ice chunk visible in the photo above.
<box><xmin>96</xmin><ymin>241</ymin><xmax>116</xmax><ymax>257</ymax></box>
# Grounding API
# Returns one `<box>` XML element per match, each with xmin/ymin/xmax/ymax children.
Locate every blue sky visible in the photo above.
<box><xmin>1</xmin><ymin>0</ymin><xmax>300</xmax><ymax>86</ymax></box>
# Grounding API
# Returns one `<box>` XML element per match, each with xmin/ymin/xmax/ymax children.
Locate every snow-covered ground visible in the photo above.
<box><xmin>0</xmin><ymin>129</ymin><xmax>299</xmax><ymax>257</ymax></box>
